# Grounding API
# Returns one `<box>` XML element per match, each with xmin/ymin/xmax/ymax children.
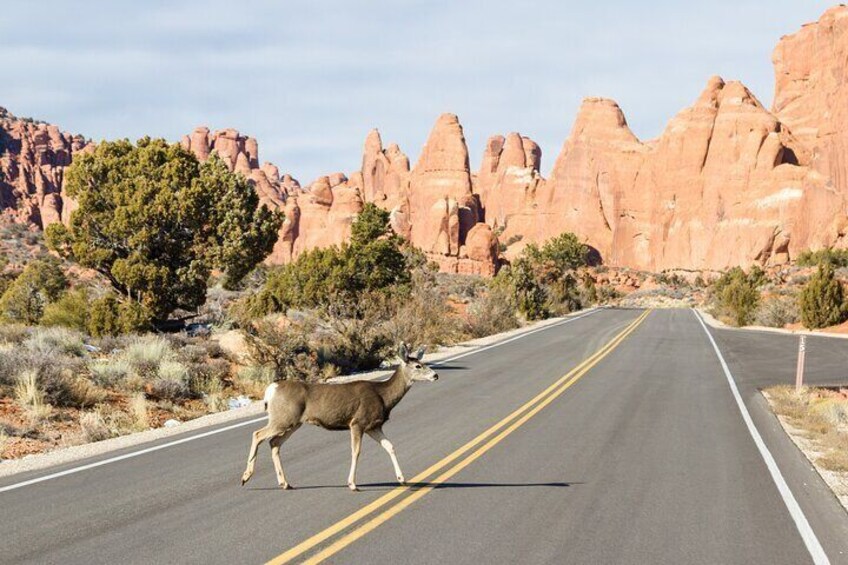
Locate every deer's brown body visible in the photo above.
<box><xmin>240</xmin><ymin>345</ymin><xmax>437</xmax><ymax>491</ymax></box>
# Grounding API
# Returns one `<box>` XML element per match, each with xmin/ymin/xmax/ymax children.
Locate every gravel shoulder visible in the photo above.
<box><xmin>762</xmin><ymin>390</ymin><xmax>848</xmax><ymax>514</ymax></box>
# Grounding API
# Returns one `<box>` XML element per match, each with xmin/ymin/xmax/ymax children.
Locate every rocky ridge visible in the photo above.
<box><xmin>2</xmin><ymin>6</ymin><xmax>848</xmax><ymax>275</ymax></box>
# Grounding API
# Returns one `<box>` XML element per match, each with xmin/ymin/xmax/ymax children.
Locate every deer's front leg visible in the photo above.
<box><xmin>348</xmin><ymin>426</ymin><xmax>363</xmax><ymax>492</ymax></box>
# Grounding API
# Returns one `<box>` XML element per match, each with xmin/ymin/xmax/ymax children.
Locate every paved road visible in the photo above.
<box><xmin>2</xmin><ymin>308</ymin><xmax>847</xmax><ymax>564</ymax></box>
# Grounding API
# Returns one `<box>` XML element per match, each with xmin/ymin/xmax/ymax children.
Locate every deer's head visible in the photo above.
<box><xmin>399</xmin><ymin>344</ymin><xmax>439</xmax><ymax>382</ymax></box>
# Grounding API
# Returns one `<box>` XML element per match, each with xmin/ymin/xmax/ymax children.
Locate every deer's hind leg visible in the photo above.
<box><xmin>269</xmin><ymin>424</ymin><xmax>300</xmax><ymax>490</ymax></box>
<box><xmin>241</xmin><ymin>425</ymin><xmax>276</xmax><ymax>485</ymax></box>
<box><xmin>367</xmin><ymin>427</ymin><xmax>405</xmax><ymax>484</ymax></box>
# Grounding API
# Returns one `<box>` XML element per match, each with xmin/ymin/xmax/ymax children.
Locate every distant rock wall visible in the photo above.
<box><xmin>3</xmin><ymin>5</ymin><xmax>848</xmax><ymax>275</ymax></box>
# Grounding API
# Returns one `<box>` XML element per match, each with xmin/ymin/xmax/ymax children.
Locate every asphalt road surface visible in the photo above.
<box><xmin>2</xmin><ymin>308</ymin><xmax>848</xmax><ymax>564</ymax></box>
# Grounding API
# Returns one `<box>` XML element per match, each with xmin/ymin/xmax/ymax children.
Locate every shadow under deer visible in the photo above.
<box><xmin>240</xmin><ymin>344</ymin><xmax>438</xmax><ymax>491</ymax></box>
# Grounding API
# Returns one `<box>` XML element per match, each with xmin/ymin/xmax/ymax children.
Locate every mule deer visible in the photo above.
<box><xmin>240</xmin><ymin>344</ymin><xmax>438</xmax><ymax>491</ymax></box>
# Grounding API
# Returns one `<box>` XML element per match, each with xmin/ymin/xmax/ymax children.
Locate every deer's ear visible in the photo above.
<box><xmin>415</xmin><ymin>345</ymin><xmax>426</xmax><ymax>360</ymax></box>
<box><xmin>398</xmin><ymin>343</ymin><xmax>409</xmax><ymax>361</ymax></box>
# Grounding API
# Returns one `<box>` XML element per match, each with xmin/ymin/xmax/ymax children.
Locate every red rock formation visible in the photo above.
<box><xmin>5</xmin><ymin>5</ymin><xmax>848</xmax><ymax>277</ymax></box>
<box><xmin>0</xmin><ymin>108</ymin><xmax>89</xmax><ymax>228</ymax></box>
<box><xmin>773</xmin><ymin>5</ymin><xmax>848</xmax><ymax>193</ymax></box>
<box><xmin>476</xmin><ymin>132</ymin><xmax>544</xmax><ymax>237</ymax></box>
<box><xmin>491</xmin><ymin>77</ymin><xmax>845</xmax><ymax>271</ymax></box>
<box><xmin>355</xmin><ymin>118</ymin><xmax>497</xmax><ymax>275</ymax></box>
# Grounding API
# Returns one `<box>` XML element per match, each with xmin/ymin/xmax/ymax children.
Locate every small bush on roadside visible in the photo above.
<box><xmin>755</xmin><ymin>293</ymin><xmax>800</xmax><ymax>328</ymax></box>
<box><xmin>464</xmin><ymin>287</ymin><xmax>519</xmax><ymax>338</ymax></box>
<box><xmin>62</xmin><ymin>376</ymin><xmax>109</xmax><ymax>407</ymax></box>
<box><xmin>541</xmin><ymin>272</ymin><xmax>581</xmax><ymax>315</ymax></box>
<box><xmin>243</xmin><ymin>317</ymin><xmax>323</xmax><ymax>382</ymax></box>
<box><xmin>237</xmin><ymin>365</ymin><xmax>276</xmax><ymax>395</ymax></box>
<box><xmin>799</xmin><ymin>262</ymin><xmax>847</xmax><ymax>329</ymax></box>
<box><xmin>435</xmin><ymin>273</ymin><xmax>487</xmax><ymax>302</ymax></box>
<box><xmin>710</xmin><ymin>266</ymin><xmax>763</xmax><ymax>326</ymax></box>
<box><xmin>79</xmin><ymin>409</ymin><xmax>111</xmax><ymax>443</ymax></box>
<box><xmin>385</xmin><ymin>274</ymin><xmax>462</xmax><ymax>349</ymax></box>
<box><xmin>321</xmin><ymin>311</ymin><xmax>393</xmax><ymax>375</ymax></box>
<box><xmin>494</xmin><ymin>258</ymin><xmax>549</xmax><ymax>320</ymax></box>
<box><xmin>523</xmin><ymin>233</ymin><xmax>590</xmax><ymax>272</ymax></box>
<box><xmin>128</xmin><ymin>393</ymin><xmax>150</xmax><ymax>431</ymax></box>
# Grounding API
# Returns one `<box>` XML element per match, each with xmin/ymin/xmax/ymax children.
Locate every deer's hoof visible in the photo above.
<box><xmin>279</xmin><ymin>483</ymin><xmax>292</xmax><ymax>490</ymax></box>
<box><xmin>241</xmin><ymin>474</ymin><xmax>251</xmax><ymax>486</ymax></box>
<box><xmin>397</xmin><ymin>476</ymin><xmax>406</xmax><ymax>484</ymax></box>
<box><xmin>348</xmin><ymin>483</ymin><xmax>359</xmax><ymax>492</ymax></box>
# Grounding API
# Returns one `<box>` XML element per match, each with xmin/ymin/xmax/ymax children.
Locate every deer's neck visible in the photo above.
<box><xmin>377</xmin><ymin>367</ymin><xmax>412</xmax><ymax>413</ymax></box>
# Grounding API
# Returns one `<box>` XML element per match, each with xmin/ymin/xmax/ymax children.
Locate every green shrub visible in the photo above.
<box><xmin>710</xmin><ymin>266</ymin><xmax>763</xmax><ymax>326</ymax></box>
<box><xmin>800</xmin><ymin>262</ymin><xmax>847</xmax><ymax>329</ymax></box>
<box><xmin>88</xmin><ymin>296</ymin><xmax>122</xmax><ymax>337</ymax></box>
<box><xmin>241</xmin><ymin>203</ymin><xmax>410</xmax><ymax>318</ymax></box>
<box><xmin>0</xmin><ymin>259</ymin><xmax>67</xmax><ymax>324</ymax></box>
<box><xmin>524</xmin><ymin>233</ymin><xmax>589</xmax><ymax>272</ymax></box>
<box><xmin>796</xmin><ymin>248</ymin><xmax>848</xmax><ymax>268</ymax></box>
<box><xmin>41</xmin><ymin>288</ymin><xmax>90</xmax><ymax>332</ymax></box>
<box><xmin>87</xmin><ymin>295</ymin><xmax>152</xmax><ymax>336</ymax></box>
<box><xmin>492</xmin><ymin>233</ymin><xmax>591</xmax><ymax>321</ymax></box>
<box><xmin>494</xmin><ymin>258</ymin><xmax>549</xmax><ymax>320</ymax></box>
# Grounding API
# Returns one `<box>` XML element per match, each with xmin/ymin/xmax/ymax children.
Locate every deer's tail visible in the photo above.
<box><xmin>263</xmin><ymin>382</ymin><xmax>278</xmax><ymax>412</ymax></box>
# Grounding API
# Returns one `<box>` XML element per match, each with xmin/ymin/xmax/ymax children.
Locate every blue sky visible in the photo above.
<box><xmin>0</xmin><ymin>1</ymin><xmax>835</xmax><ymax>182</ymax></box>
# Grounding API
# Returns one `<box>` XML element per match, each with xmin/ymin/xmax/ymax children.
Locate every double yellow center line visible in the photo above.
<box><xmin>268</xmin><ymin>309</ymin><xmax>652</xmax><ymax>564</ymax></box>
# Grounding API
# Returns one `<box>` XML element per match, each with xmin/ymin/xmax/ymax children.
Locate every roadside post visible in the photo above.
<box><xmin>795</xmin><ymin>335</ymin><xmax>807</xmax><ymax>393</ymax></box>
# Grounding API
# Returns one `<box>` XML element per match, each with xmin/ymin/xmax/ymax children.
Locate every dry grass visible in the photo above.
<box><xmin>14</xmin><ymin>369</ymin><xmax>53</xmax><ymax>424</ymax></box>
<box><xmin>766</xmin><ymin>386</ymin><xmax>848</xmax><ymax>472</ymax></box>
<box><xmin>128</xmin><ymin>393</ymin><xmax>149</xmax><ymax>431</ymax></box>
<box><xmin>79</xmin><ymin>409</ymin><xmax>111</xmax><ymax>443</ymax></box>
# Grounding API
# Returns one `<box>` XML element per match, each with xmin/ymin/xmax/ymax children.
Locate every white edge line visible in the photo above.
<box><xmin>0</xmin><ymin>307</ymin><xmax>604</xmax><ymax>494</ymax></box>
<box><xmin>692</xmin><ymin>309</ymin><xmax>830</xmax><ymax>565</ymax></box>
<box><xmin>0</xmin><ymin>417</ymin><xmax>267</xmax><ymax>494</ymax></box>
